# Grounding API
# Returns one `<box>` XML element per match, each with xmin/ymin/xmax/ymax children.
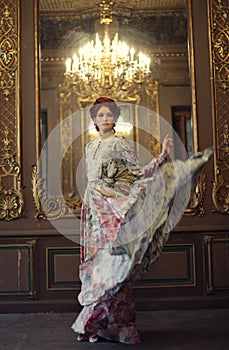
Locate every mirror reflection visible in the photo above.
<box><xmin>39</xmin><ymin>0</ymin><xmax>194</xmax><ymax>201</ymax></box>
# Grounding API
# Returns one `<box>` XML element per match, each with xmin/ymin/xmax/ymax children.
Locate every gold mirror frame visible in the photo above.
<box><xmin>208</xmin><ymin>0</ymin><xmax>229</xmax><ymax>215</ymax></box>
<box><xmin>33</xmin><ymin>0</ymin><xmax>208</xmax><ymax>221</ymax></box>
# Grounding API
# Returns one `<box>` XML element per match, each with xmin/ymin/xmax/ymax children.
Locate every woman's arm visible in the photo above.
<box><xmin>160</xmin><ymin>134</ymin><xmax>173</xmax><ymax>160</ymax></box>
<box><xmin>143</xmin><ymin>134</ymin><xmax>173</xmax><ymax>176</ymax></box>
<box><xmin>118</xmin><ymin>135</ymin><xmax>173</xmax><ymax>178</ymax></box>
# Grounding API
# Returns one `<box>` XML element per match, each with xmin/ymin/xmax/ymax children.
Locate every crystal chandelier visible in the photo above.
<box><xmin>64</xmin><ymin>0</ymin><xmax>151</xmax><ymax>95</ymax></box>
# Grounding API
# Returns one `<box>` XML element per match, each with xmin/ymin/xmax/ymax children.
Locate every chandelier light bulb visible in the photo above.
<box><xmin>65</xmin><ymin>32</ymin><xmax>150</xmax><ymax>84</ymax></box>
<box><xmin>65</xmin><ymin>1</ymin><xmax>151</xmax><ymax>92</ymax></box>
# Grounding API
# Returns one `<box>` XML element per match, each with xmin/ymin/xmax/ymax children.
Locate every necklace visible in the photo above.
<box><xmin>92</xmin><ymin>140</ymin><xmax>102</xmax><ymax>159</ymax></box>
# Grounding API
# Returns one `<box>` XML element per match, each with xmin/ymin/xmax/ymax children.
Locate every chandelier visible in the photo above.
<box><xmin>64</xmin><ymin>0</ymin><xmax>151</xmax><ymax>95</ymax></box>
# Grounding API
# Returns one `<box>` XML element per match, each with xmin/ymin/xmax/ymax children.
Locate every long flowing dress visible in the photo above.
<box><xmin>71</xmin><ymin>135</ymin><xmax>213</xmax><ymax>344</ymax></box>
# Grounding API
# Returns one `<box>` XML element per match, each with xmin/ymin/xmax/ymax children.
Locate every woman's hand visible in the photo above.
<box><xmin>160</xmin><ymin>134</ymin><xmax>173</xmax><ymax>159</ymax></box>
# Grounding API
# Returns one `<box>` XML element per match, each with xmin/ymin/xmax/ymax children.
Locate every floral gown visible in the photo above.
<box><xmin>71</xmin><ymin>136</ymin><xmax>213</xmax><ymax>344</ymax></box>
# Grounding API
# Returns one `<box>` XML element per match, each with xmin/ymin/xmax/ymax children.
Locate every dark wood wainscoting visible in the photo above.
<box><xmin>0</xmin><ymin>231</ymin><xmax>228</xmax><ymax>313</ymax></box>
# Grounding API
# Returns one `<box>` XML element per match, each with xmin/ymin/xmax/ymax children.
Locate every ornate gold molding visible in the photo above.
<box><xmin>145</xmin><ymin>79</ymin><xmax>161</xmax><ymax>157</ymax></box>
<box><xmin>31</xmin><ymin>165</ymin><xmax>82</xmax><ymax>221</ymax></box>
<box><xmin>31</xmin><ymin>165</ymin><xmax>46</xmax><ymax>221</ymax></box>
<box><xmin>184</xmin><ymin>172</ymin><xmax>207</xmax><ymax>217</ymax></box>
<box><xmin>0</xmin><ymin>1</ymin><xmax>24</xmax><ymax>221</ymax></box>
<box><xmin>208</xmin><ymin>0</ymin><xmax>229</xmax><ymax>214</ymax></box>
<box><xmin>0</xmin><ymin>129</ymin><xmax>24</xmax><ymax>221</ymax></box>
<box><xmin>180</xmin><ymin>0</ymin><xmax>206</xmax><ymax>217</ymax></box>
<box><xmin>0</xmin><ymin>5</ymin><xmax>18</xmax><ymax>101</ymax></box>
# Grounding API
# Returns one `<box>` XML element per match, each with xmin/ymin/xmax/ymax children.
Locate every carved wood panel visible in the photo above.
<box><xmin>0</xmin><ymin>0</ymin><xmax>24</xmax><ymax>221</ymax></box>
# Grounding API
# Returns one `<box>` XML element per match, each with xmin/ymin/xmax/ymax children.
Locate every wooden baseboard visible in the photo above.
<box><xmin>0</xmin><ymin>296</ymin><xmax>228</xmax><ymax>313</ymax></box>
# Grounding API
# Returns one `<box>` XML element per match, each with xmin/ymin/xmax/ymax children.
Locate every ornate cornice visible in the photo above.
<box><xmin>39</xmin><ymin>0</ymin><xmax>187</xmax><ymax>17</ymax></box>
<box><xmin>39</xmin><ymin>12</ymin><xmax>187</xmax><ymax>50</ymax></box>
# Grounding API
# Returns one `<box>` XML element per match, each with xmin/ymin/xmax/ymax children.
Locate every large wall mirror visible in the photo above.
<box><xmin>35</xmin><ymin>0</ymin><xmax>203</xmax><ymax>220</ymax></box>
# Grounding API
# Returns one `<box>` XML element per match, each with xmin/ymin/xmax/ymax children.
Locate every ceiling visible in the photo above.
<box><xmin>39</xmin><ymin>0</ymin><xmax>187</xmax><ymax>15</ymax></box>
<box><xmin>39</xmin><ymin>0</ymin><xmax>188</xmax><ymax>50</ymax></box>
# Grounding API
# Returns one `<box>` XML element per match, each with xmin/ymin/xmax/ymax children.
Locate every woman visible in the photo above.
<box><xmin>71</xmin><ymin>97</ymin><xmax>212</xmax><ymax>343</ymax></box>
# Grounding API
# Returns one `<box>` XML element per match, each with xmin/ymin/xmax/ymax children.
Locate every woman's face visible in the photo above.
<box><xmin>94</xmin><ymin>105</ymin><xmax>116</xmax><ymax>133</ymax></box>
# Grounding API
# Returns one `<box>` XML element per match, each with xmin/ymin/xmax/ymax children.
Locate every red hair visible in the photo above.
<box><xmin>89</xmin><ymin>97</ymin><xmax>121</xmax><ymax>121</ymax></box>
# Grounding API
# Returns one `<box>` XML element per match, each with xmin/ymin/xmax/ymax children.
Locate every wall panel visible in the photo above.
<box><xmin>0</xmin><ymin>241</ymin><xmax>36</xmax><ymax>296</ymax></box>
<box><xmin>46</xmin><ymin>247</ymin><xmax>81</xmax><ymax>290</ymax></box>
<box><xmin>135</xmin><ymin>244</ymin><xmax>196</xmax><ymax>288</ymax></box>
<box><xmin>205</xmin><ymin>235</ymin><xmax>229</xmax><ymax>294</ymax></box>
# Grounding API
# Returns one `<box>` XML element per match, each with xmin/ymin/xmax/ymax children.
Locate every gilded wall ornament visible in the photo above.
<box><xmin>209</xmin><ymin>0</ymin><xmax>229</xmax><ymax>214</ymax></box>
<box><xmin>0</xmin><ymin>129</ymin><xmax>24</xmax><ymax>221</ymax></box>
<box><xmin>0</xmin><ymin>5</ymin><xmax>18</xmax><ymax>101</ymax></box>
<box><xmin>31</xmin><ymin>165</ymin><xmax>82</xmax><ymax>221</ymax></box>
<box><xmin>184</xmin><ymin>172</ymin><xmax>207</xmax><ymax>217</ymax></box>
<box><xmin>0</xmin><ymin>2</ymin><xmax>24</xmax><ymax>221</ymax></box>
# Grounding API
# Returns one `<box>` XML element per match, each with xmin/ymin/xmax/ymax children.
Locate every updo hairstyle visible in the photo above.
<box><xmin>89</xmin><ymin>97</ymin><xmax>121</xmax><ymax>132</ymax></box>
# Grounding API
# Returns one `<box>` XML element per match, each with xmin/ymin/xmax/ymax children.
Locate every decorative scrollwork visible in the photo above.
<box><xmin>212</xmin><ymin>160</ymin><xmax>229</xmax><ymax>214</ymax></box>
<box><xmin>31</xmin><ymin>165</ymin><xmax>46</xmax><ymax>221</ymax></box>
<box><xmin>0</xmin><ymin>2</ymin><xmax>23</xmax><ymax>221</ymax></box>
<box><xmin>63</xmin><ymin>73</ymin><xmax>142</xmax><ymax>103</ymax></box>
<box><xmin>0</xmin><ymin>129</ymin><xmax>24</xmax><ymax>221</ymax></box>
<box><xmin>31</xmin><ymin>165</ymin><xmax>82</xmax><ymax>221</ymax></box>
<box><xmin>211</xmin><ymin>0</ymin><xmax>229</xmax><ymax>93</ymax></box>
<box><xmin>0</xmin><ymin>5</ymin><xmax>18</xmax><ymax>101</ymax></box>
<box><xmin>184</xmin><ymin>172</ymin><xmax>207</xmax><ymax>217</ymax></box>
<box><xmin>210</xmin><ymin>0</ymin><xmax>229</xmax><ymax>214</ymax></box>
